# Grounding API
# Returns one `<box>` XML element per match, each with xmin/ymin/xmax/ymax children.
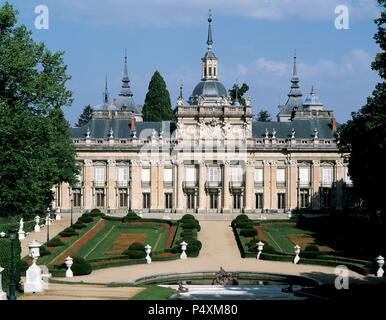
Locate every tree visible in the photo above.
<box><xmin>228</xmin><ymin>83</ymin><xmax>249</xmax><ymax>105</ymax></box>
<box><xmin>256</xmin><ymin>110</ymin><xmax>272</xmax><ymax>122</ymax></box>
<box><xmin>142</xmin><ymin>71</ymin><xmax>173</xmax><ymax>121</ymax></box>
<box><xmin>338</xmin><ymin>0</ymin><xmax>386</xmax><ymax>222</ymax></box>
<box><xmin>0</xmin><ymin>2</ymin><xmax>77</xmax><ymax>218</ymax></box>
<box><xmin>76</xmin><ymin>104</ymin><xmax>93</xmax><ymax>127</ymax></box>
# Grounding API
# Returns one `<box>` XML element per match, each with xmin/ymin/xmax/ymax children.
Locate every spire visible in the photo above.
<box><xmin>119</xmin><ymin>49</ymin><xmax>133</xmax><ymax>97</ymax></box>
<box><xmin>179</xmin><ymin>81</ymin><xmax>183</xmax><ymax>98</ymax></box>
<box><xmin>207</xmin><ymin>9</ymin><xmax>213</xmax><ymax>50</ymax></box>
<box><xmin>103</xmin><ymin>73</ymin><xmax>109</xmax><ymax>105</ymax></box>
<box><xmin>288</xmin><ymin>51</ymin><xmax>302</xmax><ymax>98</ymax></box>
<box><xmin>292</xmin><ymin>50</ymin><xmax>298</xmax><ymax>78</ymax></box>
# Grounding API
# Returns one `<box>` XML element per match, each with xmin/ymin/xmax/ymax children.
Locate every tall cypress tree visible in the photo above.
<box><xmin>76</xmin><ymin>104</ymin><xmax>93</xmax><ymax>127</ymax></box>
<box><xmin>143</xmin><ymin>71</ymin><xmax>173</xmax><ymax>121</ymax></box>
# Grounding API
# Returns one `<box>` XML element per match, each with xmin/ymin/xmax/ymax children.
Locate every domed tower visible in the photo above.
<box><xmin>188</xmin><ymin>11</ymin><xmax>229</xmax><ymax>106</ymax></box>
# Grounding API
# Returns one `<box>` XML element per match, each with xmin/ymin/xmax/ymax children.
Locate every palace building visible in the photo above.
<box><xmin>54</xmin><ymin>15</ymin><xmax>354</xmax><ymax>216</ymax></box>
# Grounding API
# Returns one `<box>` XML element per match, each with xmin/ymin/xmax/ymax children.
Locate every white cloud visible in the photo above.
<box><xmin>43</xmin><ymin>0</ymin><xmax>379</xmax><ymax>26</ymax></box>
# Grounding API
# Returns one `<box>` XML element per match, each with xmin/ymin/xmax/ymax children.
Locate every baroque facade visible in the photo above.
<box><xmin>55</xmin><ymin>15</ymin><xmax>354</xmax><ymax>215</ymax></box>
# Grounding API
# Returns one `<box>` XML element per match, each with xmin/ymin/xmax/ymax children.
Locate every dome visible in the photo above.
<box><xmin>303</xmin><ymin>87</ymin><xmax>323</xmax><ymax>107</ymax></box>
<box><xmin>115</xmin><ymin>96</ymin><xmax>140</xmax><ymax>113</ymax></box>
<box><xmin>191</xmin><ymin>80</ymin><xmax>227</xmax><ymax>99</ymax></box>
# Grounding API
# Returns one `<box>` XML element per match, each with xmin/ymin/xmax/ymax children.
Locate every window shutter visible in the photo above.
<box><xmin>322</xmin><ymin>167</ymin><xmax>333</xmax><ymax>185</ymax></box>
<box><xmin>118</xmin><ymin>167</ymin><xmax>128</xmax><ymax>182</ymax></box>
<box><xmin>95</xmin><ymin>167</ymin><xmax>105</xmax><ymax>183</ymax></box>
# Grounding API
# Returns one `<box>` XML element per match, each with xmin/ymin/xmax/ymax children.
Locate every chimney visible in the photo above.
<box><xmin>113</xmin><ymin>98</ymin><xmax>117</xmax><ymax>106</ymax></box>
<box><xmin>130</xmin><ymin>117</ymin><xmax>135</xmax><ymax>131</ymax></box>
<box><xmin>331</xmin><ymin>117</ymin><xmax>337</xmax><ymax>132</ymax></box>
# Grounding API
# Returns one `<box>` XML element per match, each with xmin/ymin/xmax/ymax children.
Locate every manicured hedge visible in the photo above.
<box><xmin>126</xmin><ymin>242</ymin><xmax>146</xmax><ymax>259</ymax></box>
<box><xmin>72</xmin><ymin>222</ymin><xmax>86</xmax><ymax>229</ymax></box>
<box><xmin>78</xmin><ymin>215</ymin><xmax>93</xmax><ymax>223</ymax></box>
<box><xmin>240</xmin><ymin>228</ymin><xmax>257</xmax><ymax>237</ymax></box>
<box><xmin>181</xmin><ymin>221</ymin><xmax>201</xmax><ymax>232</ymax></box>
<box><xmin>59</xmin><ymin>227</ymin><xmax>78</xmax><ymax>237</ymax></box>
<box><xmin>39</xmin><ymin>245</ymin><xmax>51</xmax><ymax>257</ymax></box>
<box><xmin>61</xmin><ymin>256</ymin><xmax>92</xmax><ymax>275</ymax></box>
<box><xmin>46</xmin><ymin>237</ymin><xmax>65</xmax><ymax>247</ymax></box>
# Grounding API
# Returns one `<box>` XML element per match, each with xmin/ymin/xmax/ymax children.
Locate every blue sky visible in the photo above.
<box><xmin>9</xmin><ymin>0</ymin><xmax>382</xmax><ymax>125</ymax></box>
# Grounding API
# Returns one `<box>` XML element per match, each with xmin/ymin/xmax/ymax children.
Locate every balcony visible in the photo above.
<box><xmin>254</xmin><ymin>181</ymin><xmax>263</xmax><ymax>188</ymax></box>
<box><xmin>141</xmin><ymin>181</ymin><xmax>151</xmax><ymax>188</ymax></box>
<box><xmin>164</xmin><ymin>181</ymin><xmax>173</xmax><ymax>188</ymax></box>
<box><xmin>229</xmin><ymin>181</ymin><xmax>244</xmax><ymax>190</ymax></box>
<box><xmin>116</xmin><ymin>180</ymin><xmax>129</xmax><ymax>188</ymax></box>
<box><xmin>205</xmin><ymin>181</ymin><xmax>222</xmax><ymax>190</ymax></box>
<box><xmin>93</xmin><ymin>181</ymin><xmax>106</xmax><ymax>188</ymax></box>
<box><xmin>183</xmin><ymin>181</ymin><xmax>198</xmax><ymax>190</ymax></box>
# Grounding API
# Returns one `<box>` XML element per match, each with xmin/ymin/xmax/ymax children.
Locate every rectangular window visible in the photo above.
<box><xmin>95</xmin><ymin>167</ymin><xmax>106</xmax><ymax>184</ymax></box>
<box><xmin>117</xmin><ymin>167</ymin><xmax>128</xmax><ymax>183</ymax></box>
<box><xmin>165</xmin><ymin>193</ymin><xmax>172</xmax><ymax>209</ymax></box>
<box><xmin>95</xmin><ymin>188</ymin><xmax>105</xmax><ymax>208</ymax></box>
<box><xmin>233</xmin><ymin>193</ymin><xmax>241</xmax><ymax>209</ymax></box>
<box><xmin>254</xmin><ymin>168</ymin><xmax>263</xmax><ymax>186</ymax></box>
<box><xmin>208</xmin><ymin>67</ymin><xmax>212</xmax><ymax>76</ymax></box>
<box><xmin>142</xmin><ymin>193</ymin><xmax>150</xmax><ymax>209</ymax></box>
<box><xmin>213</xmin><ymin>67</ymin><xmax>216</xmax><ymax>77</ymax></box>
<box><xmin>119</xmin><ymin>188</ymin><xmax>128</xmax><ymax>207</ymax></box>
<box><xmin>73</xmin><ymin>188</ymin><xmax>81</xmax><ymax>207</ymax></box>
<box><xmin>321</xmin><ymin>167</ymin><xmax>333</xmax><ymax>186</ymax></box>
<box><xmin>185</xmin><ymin>167</ymin><xmax>196</xmax><ymax>182</ymax></box>
<box><xmin>298</xmin><ymin>167</ymin><xmax>310</xmax><ymax>186</ymax></box>
<box><xmin>141</xmin><ymin>168</ymin><xmax>150</xmax><ymax>182</ymax></box>
<box><xmin>255</xmin><ymin>193</ymin><xmax>263</xmax><ymax>209</ymax></box>
<box><xmin>164</xmin><ymin>168</ymin><xmax>173</xmax><ymax>183</ymax></box>
<box><xmin>207</xmin><ymin>167</ymin><xmax>220</xmax><ymax>182</ymax></box>
<box><xmin>277</xmin><ymin>193</ymin><xmax>285</xmax><ymax>209</ymax></box>
<box><xmin>187</xmin><ymin>193</ymin><xmax>195</xmax><ymax>209</ymax></box>
<box><xmin>299</xmin><ymin>189</ymin><xmax>309</xmax><ymax>208</ymax></box>
<box><xmin>231</xmin><ymin>167</ymin><xmax>243</xmax><ymax>182</ymax></box>
<box><xmin>210</xmin><ymin>193</ymin><xmax>218</xmax><ymax>209</ymax></box>
<box><xmin>276</xmin><ymin>168</ymin><xmax>286</xmax><ymax>186</ymax></box>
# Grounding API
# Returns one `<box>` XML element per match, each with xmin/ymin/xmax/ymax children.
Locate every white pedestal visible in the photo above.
<box><xmin>55</xmin><ymin>214</ymin><xmax>61</xmax><ymax>221</ymax></box>
<box><xmin>65</xmin><ymin>269</ymin><xmax>73</xmax><ymax>278</ymax></box>
<box><xmin>293</xmin><ymin>255</ymin><xmax>300</xmax><ymax>264</ymax></box>
<box><xmin>180</xmin><ymin>252</ymin><xmax>187</xmax><ymax>260</ymax></box>
<box><xmin>146</xmin><ymin>256</ymin><xmax>152</xmax><ymax>264</ymax></box>
<box><xmin>24</xmin><ymin>263</ymin><xmax>44</xmax><ymax>293</ymax></box>
<box><xmin>0</xmin><ymin>291</ymin><xmax>6</xmax><ymax>300</ymax></box>
<box><xmin>18</xmin><ymin>231</ymin><xmax>25</xmax><ymax>240</ymax></box>
<box><xmin>34</xmin><ymin>224</ymin><xmax>40</xmax><ymax>232</ymax></box>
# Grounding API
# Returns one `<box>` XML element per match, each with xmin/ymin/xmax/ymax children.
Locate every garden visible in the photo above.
<box><xmin>22</xmin><ymin>211</ymin><xmax>202</xmax><ymax>277</ymax></box>
<box><xmin>232</xmin><ymin>214</ymin><xmax>376</xmax><ymax>275</ymax></box>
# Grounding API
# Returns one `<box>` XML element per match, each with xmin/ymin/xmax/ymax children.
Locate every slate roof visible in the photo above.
<box><xmin>71</xmin><ymin>119</ymin><xmax>175</xmax><ymax>139</ymax></box>
<box><xmin>252</xmin><ymin>119</ymin><xmax>335</xmax><ymax>139</ymax></box>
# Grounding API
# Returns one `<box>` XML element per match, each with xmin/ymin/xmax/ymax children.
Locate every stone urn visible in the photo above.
<box><xmin>376</xmin><ymin>255</ymin><xmax>384</xmax><ymax>278</ymax></box>
<box><xmin>145</xmin><ymin>244</ymin><xmax>152</xmax><ymax>264</ymax></box>
<box><xmin>65</xmin><ymin>257</ymin><xmax>73</xmax><ymax>278</ymax></box>
<box><xmin>293</xmin><ymin>245</ymin><xmax>301</xmax><ymax>264</ymax></box>
<box><xmin>256</xmin><ymin>241</ymin><xmax>264</xmax><ymax>260</ymax></box>
<box><xmin>180</xmin><ymin>241</ymin><xmax>188</xmax><ymax>260</ymax></box>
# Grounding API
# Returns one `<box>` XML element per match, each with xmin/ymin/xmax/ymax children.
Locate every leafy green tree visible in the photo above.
<box><xmin>76</xmin><ymin>104</ymin><xmax>93</xmax><ymax>127</ymax></box>
<box><xmin>228</xmin><ymin>83</ymin><xmax>249</xmax><ymax>105</ymax></box>
<box><xmin>0</xmin><ymin>2</ymin><xmax>77</xmax><ymax>218</ymax></box>
<box><xmin>256</xmin><ymin>110</ymin><xmax>272</xmax><ymax>122</ymax></box>
<box><xmin>338</xmin><ymin>0</ymin><xmax>386</xmax><ymax>221</ymax></box>
<box><xmin>142</xmin><ymin>71</ymin><xmax>172</xmax><ymax>121</ymax></box>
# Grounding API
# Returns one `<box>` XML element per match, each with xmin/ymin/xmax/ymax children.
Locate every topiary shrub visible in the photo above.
<box><xmin>89</xmin><ymin>209</ymin><xmax>103</xmax><ymax>217</ymax></box>
<box><xmin>122</xmin><ymin>211</ymin><xmax>140</xmax><ymax>222</ymax></box>
<box><xmin>66</xmin><ymin>256</ymin><xmax>92</xmax><ymax>275</ymax></box>
<box><xmin>180</xmin><ymin>214</ymin><xmax>196</xmax><ymax>222</ymax></box>
<box><xmin>126</xmin><ymin>242</ymin><xmax>146</xmax><ymax>259</ymax></box>
<box><xmin>46</xmin><ymin>237</ymin><xmax>64</xmax><ymax>247</ymax></box>
<box><xmin>235</xmin><ymin>221</ymin><xmax>253</xmax><ymax>229</ymax></box>
<box><xmin>240</xmin><ymin>228</ymin><xmax>257</xmax><ymax>237</ymax></box>
<box><xmin>128</xmin><ymin>242</ymin><xmax>144</xmax><ymax>251</ymax></box>
<box><xmin>304</xmin><ymin>244</ymin><xmax>320</xmax><ymax>252</ymax></box>
<box><xmin>235</xmin><ymin>214</ymin><xmax>250</xmax><ymax>221</ymax></box>
<box><xmin>78</xmin><ymin>215</ymin><xmax>93</xmax><ymax>223</ymax></box>
<box><xmin>180</xmin><ymin>229</ymin><xmax>195</xmax><ymax>238</ymax></box>
<box><xmin>59</xmin><ymin>227</ymin><xmax>78</xmax><ymax>237</ymax></box>
<box><xmin>72</xmin><ymin>222</ymin><xmax>86</xmax><ymax>230</ymax></box>
<box><xmin>39</xmin><ymin>245</ymin><xmax>51</xmax><ymax>257</ymax></box>
<box><xmin>181</xmin><ymin>222</ymin><xmax>201</xmax><ymax>232</ymax></box>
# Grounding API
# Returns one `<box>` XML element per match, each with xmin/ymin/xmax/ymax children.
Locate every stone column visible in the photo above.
<box><xmin>244</xmin><ymin>160</ymin><xmax>254</xmax><ymax>213</ymax></box>
<box><xmin>288</xmin><ymin>160</ymin><xmax>298</xmax><ymax>210</ymax></box>
<box><xmin>270</xmin><ymin>160</ymin><xmax>278</xmax><ymax>210</ymax></box>
<box><xmin>60</xmin><ymin>182</ymin><xmax>70</xmax><ymax>211</ymax></box>
<box><xmin>312</xmin><ymin>160</ymin><xmax>320</xmax><ymax>210</ymax></box>
<box><xmin>197</xmin><ymin>160</ymin><xmax>207</xmax><ymax>214</ymax></box>
<box><xmin>107</xmin><ymin>159</ymin><xmax>116</xmax><ymax>212</ymax></box>
<box><xmin>130</xmin><ymin>160</ymin><xmax>142</xmax><ymax>211</ymax></box>
<box><xmin>222</xmin><ymin>161</ymin><xmax>231</xmax><ymax>213</ymax></box>
<box><xmin>150</xmin><ymin>160</ymin><xmax>158</xmax><ymax>212</ymax></box>
<box><xmin>158</xmin><ymin>162</ymin><xmax>165</xmax><ymax>211</ymax></box>
<box><xmin>84</xmin><ymin>160</ymin><xmax>93</xmax><ymax>210</ymax></box>
<box><xmin>176</xmin><ymin>160</ymin><xmax>184</xmax><ymax>213</ymax></box>
<box><xmin>335</xmin><ymin>159</ymin><xmax>344</xmax><ymax>210</ymax></box>
<box><xmin>263</xmin><ymin>160</ymin><xmax>270</xmax><ymax>210</ymax></box>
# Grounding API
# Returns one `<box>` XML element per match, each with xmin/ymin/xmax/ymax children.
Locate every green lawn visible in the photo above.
<box><xmin>130</xmin><ymin>285</ymin><xmax>176</xmax><ymax>300</ymax></box>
